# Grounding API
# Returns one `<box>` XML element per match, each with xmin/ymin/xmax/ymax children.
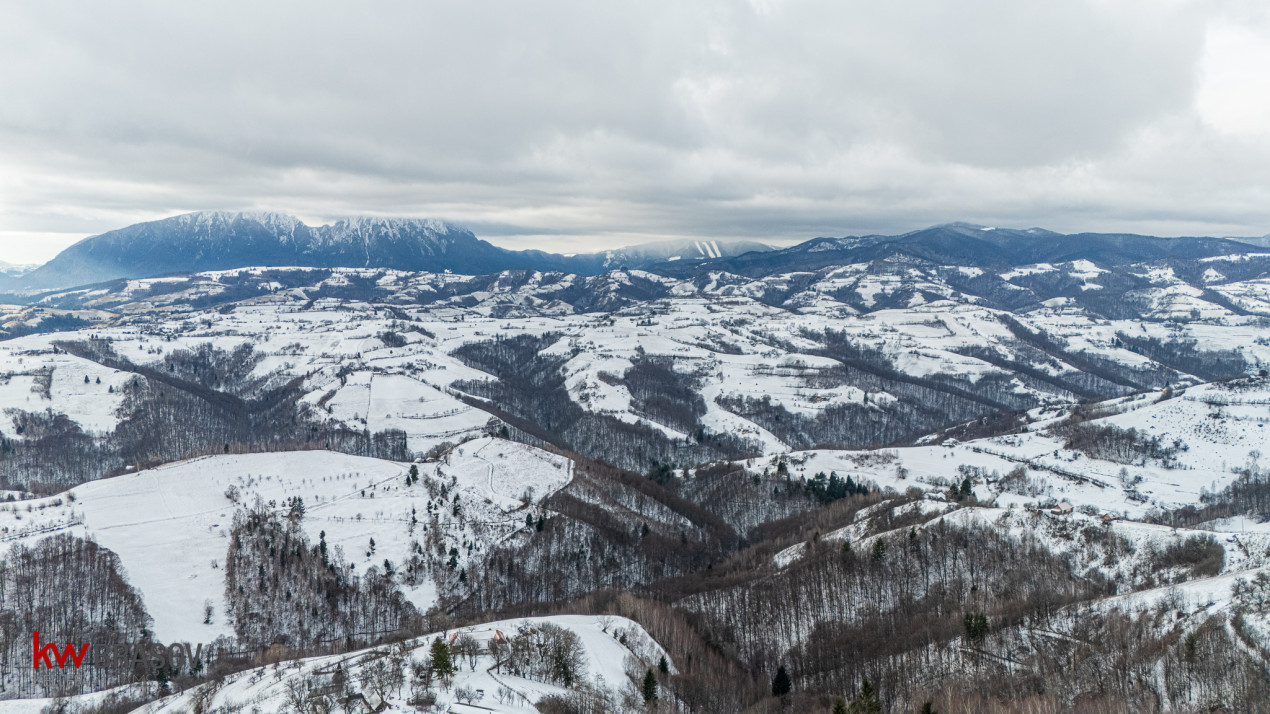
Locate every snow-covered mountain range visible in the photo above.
<box><xmin>0</xmin><ymin>212</ymin><xmax>774</xmax><ymax>293</ymax></box>
<box><xmin>8</xmin><ymin>212</ymin><xmax>1270</xmax><ymax>298</ymax></box>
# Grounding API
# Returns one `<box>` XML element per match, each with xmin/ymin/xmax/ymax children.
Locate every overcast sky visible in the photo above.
<box><xmin>2</xmin><ymin>1</ymin><xmax>1270</xmax><ymax>264</ymax></box>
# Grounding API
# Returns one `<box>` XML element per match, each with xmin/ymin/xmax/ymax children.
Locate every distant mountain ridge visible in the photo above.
<box><xmin>0</xmin><ymin>260</ymin><xmax>36</xmax><ymax>277</ymax></box>
<box><xmin>3</xmin><ymin>212</ymin><xmax>1267</xmax><ymax>294</ymax></box>
<box><xmin>588</xmin><ymin>237</ymin><xmax>772</xmax><ymax>268</ymax></box>
<box><xmin>656</xmin><ymin>222</ymin><xmax>1265</xmax><ymax>278</ymax></box>
<box><xmin>2</xmin><ymin>212</ymin><xmax>772</xmax><ymax>293</ymax></box>
<box><xmin>10</xmin><ymin>212</ymin><xmax>551</xmax><ymax>292</ymax></box>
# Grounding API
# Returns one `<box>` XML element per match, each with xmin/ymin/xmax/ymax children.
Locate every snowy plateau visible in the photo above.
<box><xmin>2</xmin><ymin>219</ymin><xmax>1270</xmax><ymax>711</ymax></box>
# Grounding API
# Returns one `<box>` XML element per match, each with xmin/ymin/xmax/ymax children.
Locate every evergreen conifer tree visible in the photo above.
<box><xmin>642</xmin><ymin>668</ymin><xmax>659</xmax><ymax>702</ymax></box>
<box><xmin>772</xmin><ymin>665</ymin><xmax>791</xmax><ymax>696</ymax></box>
<box><xmin>850</xmin><ymin>677</ymin><xmax>881</xmax><ymax>714</ymax></box>
<box><xmin>287</xmin><ymin>496</ymin><xmax>305</xmax><ymax>521</ymax></box>
<box><xmin>430</xmin><ymin>638</ymin><xmax>455</xmax><ymax>685</ymax></box>
<box><xmin>963</xmin><ymin>612</ymin><xmax>989</xmax><ymax>641</ymax></box>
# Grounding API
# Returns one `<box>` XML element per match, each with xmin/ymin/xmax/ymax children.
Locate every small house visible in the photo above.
<box><xmin>1053</xmin><ymin>500</ymin><xmax>1074</xmax><ymax>515</ymax></box>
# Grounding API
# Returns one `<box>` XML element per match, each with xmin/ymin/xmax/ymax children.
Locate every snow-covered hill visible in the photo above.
<box><xmin>743</xmin><ymin>378</ymin><xmax>1270</xmax><ymax>521</ymax></box>
<box><xmin>141</xmin><ymin>615</ymin><xmax>668</xmax><ymax>713</ymax></box>
<box><xmin>0</xmin><ymin>442</ymin><xmax>572</xmax><ymax>643</ymax></box>
<box><xmin>0</xmin><ymin>615</ymin><xmax>669</xmax><ymax>714</ymax></box>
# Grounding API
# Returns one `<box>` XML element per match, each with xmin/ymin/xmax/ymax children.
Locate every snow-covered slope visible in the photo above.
<box><xmin>137</xmin><ymin>615</ymin><xmax>667</xmax><ymax>713</ymax></box>
<box><xmin>0</xmin><ymin>616</ymin><xmax>670</xmax><ymax>714</ymax></box>
<box><xmin>744</xmin><ymin>378</ymin><xmax>1270</xmax><ymax>521</ymax></box>
<box><xmin>0</xmin><ymin>441</ymin><xmax>573</xmax><ymax>643</ymax></box>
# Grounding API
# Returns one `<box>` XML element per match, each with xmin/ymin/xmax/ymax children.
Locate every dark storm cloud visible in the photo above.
<box><xmin>1</xmin><ymin>0</ymin><xmax>1268</xmax><ymax>262</ymax></box>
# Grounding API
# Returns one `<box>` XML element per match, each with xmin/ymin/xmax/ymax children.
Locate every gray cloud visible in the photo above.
<box><xmin>1</xmin><ymin>0</ymin><xmax>1268</xmax><ymax>263</ymax></box>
